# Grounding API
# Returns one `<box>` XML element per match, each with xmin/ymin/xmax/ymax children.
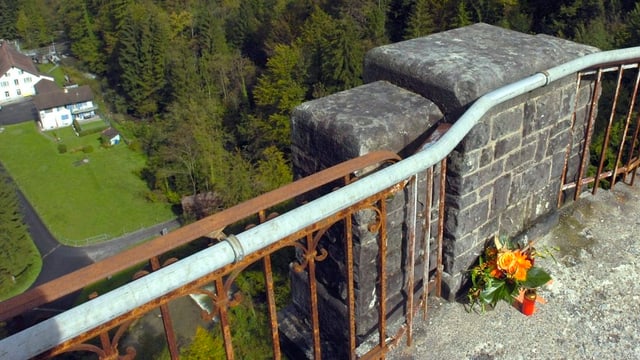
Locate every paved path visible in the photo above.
<box><xmin>16</xmin><ymin>189</ymin><xmax>93</xmax><ymax>287</ymax></box>
<box><xmin>389</xmin><ymin>182</ymin><xmax>640</xmax><ymax>360</ymax></box>
<box><xmin>17</xmin><ymin>184</ymin><xmax>180</xmax><ymax>287</ymax></box>
<box><xmin>0</xmin><ymin>98</ymin><xmax>37</xmax><ymax>126</ymax></box>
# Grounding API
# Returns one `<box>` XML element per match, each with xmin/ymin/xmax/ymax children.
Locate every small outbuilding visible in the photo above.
<box><xmin>101</xmin><ymin>127</ymin><xmax>120</xmax><ymax>146</ymax></box>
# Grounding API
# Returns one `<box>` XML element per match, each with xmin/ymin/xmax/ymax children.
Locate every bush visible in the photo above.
<box><xmin>72</xmin><ymin>119</ymin><xmax>81</xmax><ymax>133</ymax></box>
<box><xmin>82</xmin><ymin>145</ymin><xmax>94</xmax><ymax>153</ymax></box>
<box><xmin>78</xmin><ymin>125</ymin><xmax>108</xmax><ymax>137</ymax></box>
<box><xmin>57</xmin><ymin>144</ymin><xmax>67</xmax><ymax>154</ymax></box>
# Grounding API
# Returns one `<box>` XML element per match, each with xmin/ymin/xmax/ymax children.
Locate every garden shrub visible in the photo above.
<box><xmin>57</xmin><ymin>144</ymin><xmax>67</xmax><ymax>154</ymax></box>
<box><xmin>72</xmin><ymin>119</ymin><xmax>81</xmax><ymax>133</ymax></box>
<box><xmin>78</xmin><ymin>125</ymin><xmax>108</xmax><ymax>137</ymax></box>
<box><xmin>82</xmin><ymin>145</ymin><xmax>94</xmax><ymax>153</ymax></box>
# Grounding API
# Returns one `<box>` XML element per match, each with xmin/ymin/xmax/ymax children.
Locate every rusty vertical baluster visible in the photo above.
<box><xmin>87</xmin><ymin>292</ymin><xmax>118</xmax><ymax>359</ymax></box>
<box><xmin>305</xmin><ymin>232</ymin><xmax>322</xmax><ymax>359</ymax></box>
<box><xmin>624</xmin><ymin>65</ymin><xmax>640</xmax><ymax>185</ymax></box>
<box><xmin>150</xmin><ymin>256</ymin><xmax>180</xmax><ymax>359</ymax></box>
<box><xmin>422</xmin><ymin>167</ymin><xmax>433</xmax><ymax>319</ymax></box>
<box><xmin>436</xmin><ymin>159</ymin><xmax>446</xmax><ymax>296</ymax></box>
<box><xmin>258</xmin><ymin>210</ymin><xmax>282</xmax><ymax>360</ymax></box>
<box><xmin>344</xmin><ymin>176</ymin><xmax>357</xmax><ymax>359</ymax></box>
<box><xmin>558</xmin><ymin>73</ymin><xmax>584</xmax><ymax>207</ymax></box>
<box><xmin>215</xmin><ymin>277</ymin><xmax>236</xmax><ymax>360</ymax></box>
<box><xmin>405</xmin><ymin>175</ymin><xmax>418</xmax><ymax>347</ymax></box>
<box><xmin>378</xmin><ymin>198</ymin><xmax>388</xmax><ymax>356</ymax></box>
<box><xmin>575</xmin><ymin>68</ymin><xmax>603</xmax><ymax>200</ymax></box>
<box><xmin>612</xmin><ymin>66</ymin><xmax>640</xmax><ymax>188</ymax></box>
<box><xmin>594</xmin><ymin>65</ymin><xmax>625</xmax><ymax>193</ymax></box>
<box><xmin>628</xmin><ymin>110</ymin><xmax>640</xmax><ymax>186</ymax></box>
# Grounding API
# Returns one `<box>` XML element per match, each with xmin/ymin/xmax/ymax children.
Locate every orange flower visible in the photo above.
<box><xmin>512</xmin><ymin>250</ymin><xmax>532</xmax><ymax>281</ymax></box>
<box><xmin>497</xmin><ymin>249</ymin><xmax>532</xmax><ymax>281</ymax></box>
<box><xmin>497</xmin><ymin>251</ymin><xmax>517</xmax><ymax>273</ymax></box>
<box><xmin>488</xmin><ymin>262</ymin><xmax>504</xmax><ymax>279</ymax></box>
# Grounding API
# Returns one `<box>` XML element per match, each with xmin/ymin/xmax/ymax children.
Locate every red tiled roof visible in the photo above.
<box><xmin>33</xmin><ymin>85</ymin><xmax>94</xmax><ymax>110</ymax></box>
<box><xmin>101</xmin><ymin>127</ymin><xmax>119</xmax><ymax>138</ymax></box>
<box><xmin>0</xmin><ymin>41</ymin><xmax>39</xmax><ymax>76</ymax></box>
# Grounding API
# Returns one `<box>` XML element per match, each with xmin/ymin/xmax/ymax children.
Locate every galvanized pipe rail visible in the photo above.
<box><xmin>2</xmin><ymin>46</ymin><xmax>640</xmax><ymax>359</ymax></box>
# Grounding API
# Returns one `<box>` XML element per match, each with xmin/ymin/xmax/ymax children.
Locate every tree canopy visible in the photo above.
<box><xmin>1</xmin><ymin>0</ymin><xmax>638</xmax><ymax>217</ymax></box>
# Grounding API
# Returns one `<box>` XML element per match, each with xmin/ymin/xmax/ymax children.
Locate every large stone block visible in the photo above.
<box><xmin>364</xmin><ymin>23</ymin><xmax>598</xmax><ymax>117</ymax></box>
<box><xmin>291</xmin><ymin>80</ymin><xmax>443</xmax><ymax>168</ymax></box>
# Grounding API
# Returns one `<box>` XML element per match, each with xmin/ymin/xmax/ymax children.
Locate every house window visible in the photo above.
<box><xmin>0</xmin><ymin>81</ymin><xmax>8</xmax><ymax>87</ymax></box>
<box><xmin>16</xmin><ymin>89</ymin><xmax>21</xmax><ymax>95</ymax></box>
<box><xmin>14</xmin><ymin>79</ymin><xmax>19</xmax><ymax>85</ymax></box>
<box><xmin>45</xmin><ymin>109</ymin><xmax>52</xmax><ymax>113</ymax></box>
<box><xmin>61</xmin><ymin>114</ymin><xmax>69</xmax><ymax>120</ymax></box>
<box><xmin>4</xmin><ymin>91</ymin><xmax>8</xmax><ymax>98</ymax></box>
<box><xmin>24</xmin><ymin>77</ymin><xmax>32</xmax><ymax>84</ymax></box>
<box><xmin>18</xmin><ymin>69</ymin><xmax>23</xmax><ymax>75</ymax></box>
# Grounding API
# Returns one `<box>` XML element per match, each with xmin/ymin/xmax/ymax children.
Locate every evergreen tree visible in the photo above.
<box><xmin>324</xmin><ymin>17</ymin><xmax>364</xmax><ymax>90</ymax></box>
<box><xmin>452</xmin><ymin>0</ymin><xmax>473</xmax><ymax>29</ymax></box>
<box><xmin>251</xmin><ymin>43</ymin><xmax>305</xmax><ymax>151</ymax></box>
<box><xmin>254</xmin><ymin>146</ymin><xmax>292</xmax><ymax>194</ymax></box>
<box><xmin>116</xmin><ymin>1</ymin><xmax>170</xmax><ymax>117</ymax></box>
<box><xmin>15</xmin><ymin>0</ymin><xmax>53</xmax><ymax>48</ymax></box>
<box><xmin>405</xmin><ymin>0</ymin><xmax>436</xmax><ymax>39</ymax></box>
<box><xmin>0</xmin><ymin>172</ymin><xmax>39</xmax><ymax>295</ymax></box>
<box><xmin>59</xmin><ymin>0</ymin><xmax>104</xmax><ymax>73</ymax></box>
<box><xmin>0</xmin><ymin>1</ymin><xmax>19</xmax><ymax>39</ymax></box>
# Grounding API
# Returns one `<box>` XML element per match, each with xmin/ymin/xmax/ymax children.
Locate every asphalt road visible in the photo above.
<box><xmin>0</xmin><ymin>99</ymin><xmax>38</xmax><ymax>126</ymax></box>
<box><xmin>0</xmin><ymin>100</ymin><xmax>181</xmax><ymax>290</ymax></box>
<box><xmin>16</xmin><ymin>189</ymin><xmax>93</xmax><ymax>287</ymax></box>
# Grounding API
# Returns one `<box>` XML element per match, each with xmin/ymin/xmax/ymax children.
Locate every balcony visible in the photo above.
<box><xmin>2</xmin><ymin>24</ymin><xmax>640</xmax><ymax>359</ymax></box>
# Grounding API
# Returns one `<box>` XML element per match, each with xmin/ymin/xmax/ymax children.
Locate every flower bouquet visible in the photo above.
<box><xmin>467</xmin><ymin>235</ymin><xmax>552</xmax><ymax>312</ymax></box>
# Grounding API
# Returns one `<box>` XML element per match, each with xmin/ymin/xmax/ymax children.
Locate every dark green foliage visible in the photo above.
<box><xmin>59</xmin><ymin>0</ymin><xmax>105</xmax><ymax>73</ymax></box>
<box><xmin>0</xmin><ymin>171</ymin><xmax>41</xmax><ymax>299</ymax></box>
<box><xmin>15</xmin><ymin>0</ymin><xmax>55</xmax><ymax>48</ymax></box>
<box><xmin>0</xmin><ymin>1</ymin><xmax>19</xmax><ymax>39</ymax></box>
<box><xmin>115</xmin><ymin>1</ymin><xmax>169</xmax><ymax>117</ymax></box>
<box><xmin>72</xmin><ymin>119</ymin><xmax>81</xmax><ymax>133</ymax></box>
<box><xmin>180</xmin><ymin>266</ymin><xmax>291</xmax><ymax>359</ymax></box>
<box><xmin>58</xmin><ymin>143</ymin><xmax>68</xmax><ymax>154</ymax></box>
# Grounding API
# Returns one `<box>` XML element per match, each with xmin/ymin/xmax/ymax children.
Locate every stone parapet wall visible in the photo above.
<box><xmin>284</xmin><ymin>23</ymin><xmax>598</xmax><ymax>357</ymax></box>
<box><xmin>362</xmin><ymin>23</ymin><xmax>598</xmax><ymax>297</ymax></box>
<box><xmin>287</xmin><ymin>81</ymin><xmax>443</xmax><ymax>354</ymax></box>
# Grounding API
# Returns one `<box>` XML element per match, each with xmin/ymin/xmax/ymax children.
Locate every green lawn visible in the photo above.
<box><xmin>0</xmin><ymin>122</ymin><xmax>174</xmax><ymax>245</ymax></box>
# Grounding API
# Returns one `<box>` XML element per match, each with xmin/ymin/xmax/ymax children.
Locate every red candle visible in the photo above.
<box><xmin>522</xmin><ymin>290</ymin><xmax>536</xmax><ymax>316</ymax></box>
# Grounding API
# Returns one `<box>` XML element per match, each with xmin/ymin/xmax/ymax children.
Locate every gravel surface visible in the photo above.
<box><xmin>389</xmin><ymin>182</ymin><xmax>640</xmax><ymax>360</ymax></box>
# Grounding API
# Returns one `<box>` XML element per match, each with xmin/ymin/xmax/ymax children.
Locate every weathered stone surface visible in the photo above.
<box><xmin>291</xmin><ymin>80</ymin><xmax>443</xmax><ymax>170</ymax></box>
<box><xmin>364</xmin><ymin>23</ymin><xmax>599</xmax><ymax>116</ymax></box>
<box><xmin>285</xmin><ymin>23</ymin><xmax>601</xmax><ymax>359</ymax></box>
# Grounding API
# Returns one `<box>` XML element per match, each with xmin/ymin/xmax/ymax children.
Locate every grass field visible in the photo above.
<box><xmin>0</xmin><ymin>122</ymin><xmax>174</xmax><ymax>245</ymax></box>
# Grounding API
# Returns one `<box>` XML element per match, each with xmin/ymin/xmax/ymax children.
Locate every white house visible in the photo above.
<box><xmin>33</xmin><ymin>80</ymin><xmax>98</xmax><ymax>130</ymax></box>
<box><xmin>0</xmin><ymin>40</ymin><xmax>53</xmax><ymax>104</ymax></box>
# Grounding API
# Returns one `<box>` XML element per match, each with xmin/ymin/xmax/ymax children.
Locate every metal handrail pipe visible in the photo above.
<box><xmin>2</xmin><ymin>46</ymin><xmax>640</xmax><ymax>360</ymax></box>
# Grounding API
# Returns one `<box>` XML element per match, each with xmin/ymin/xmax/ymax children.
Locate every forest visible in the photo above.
<box><xmin>1</xmin><ymin>0</ymin><xmax>640</xmax><ymax>216</ymax></box>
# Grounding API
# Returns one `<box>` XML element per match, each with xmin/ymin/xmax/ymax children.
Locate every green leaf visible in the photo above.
<box><xmin>479</xmin><ymin>278</ymin><xmax>516</xmax><ymax>305</ymax></box>
<box><xmin>522</xmin><ymin>267</ymin><xmax>552</xmax><ymax>288</ymax></box>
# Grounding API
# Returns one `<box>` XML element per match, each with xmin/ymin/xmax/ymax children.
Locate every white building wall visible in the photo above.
<box><xmin>39</xmin><ymin>106</ymin><xmax>73</xmax><ymax>130</ymax></box>
<box><xmin>0</xmin><ymin>67</ymin><xmax>39</xmax><ymax>103</ymax></box>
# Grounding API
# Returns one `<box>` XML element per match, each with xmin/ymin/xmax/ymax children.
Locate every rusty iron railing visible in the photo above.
<box><xmin>559</xmin><ymin>60</ymin><xmax>640</xmax><ymax>205</ymax></box>
<box><xmin>0</xmin><ymin>148</ymin><xmax>448</xmax><ymax>359</ymax></box>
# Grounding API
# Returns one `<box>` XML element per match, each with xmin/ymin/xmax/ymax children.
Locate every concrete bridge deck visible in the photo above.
<box><xmin>390</xmin><ymin>181</ymin><xmax>640</xmax><ymax>359</ymax></box>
